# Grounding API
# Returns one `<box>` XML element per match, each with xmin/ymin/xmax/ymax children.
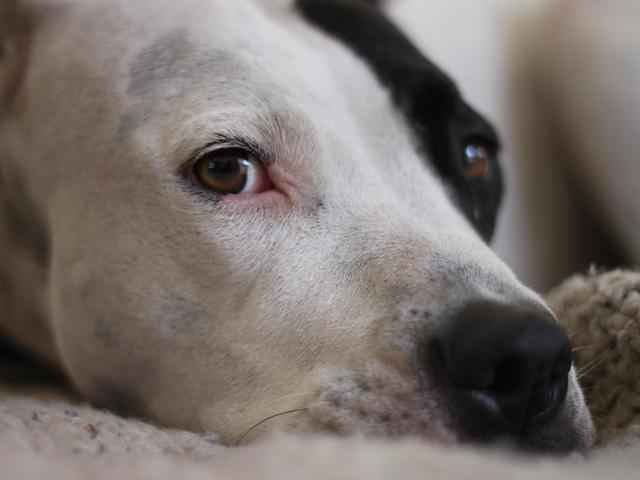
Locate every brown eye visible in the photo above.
<box><xmin>463</xmin><ymin>144</ymin><xmax>491</xmax><ymax>180</ymax></box>
<box><xmin>194</xmin><ymin>148</ymin><xmax>269</xmax><ymax>195</ymax></box>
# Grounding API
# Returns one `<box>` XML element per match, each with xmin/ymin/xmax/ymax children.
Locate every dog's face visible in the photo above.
<box><xmin>0</xmin><ymin>0</ymin><xmax>593</xmax><ymax>450</ymax></box>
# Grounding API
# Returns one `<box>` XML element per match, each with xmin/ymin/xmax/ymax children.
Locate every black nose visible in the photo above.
<box><xmin>428</xmin><ymin>300</ymin><xmax>572</xmax><ymax>441</ymax></box>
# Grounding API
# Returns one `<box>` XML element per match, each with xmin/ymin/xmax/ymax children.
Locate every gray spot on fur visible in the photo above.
<box><xmin>163</xmin><ymin>295</ymin><xmax>209</xmax><ymax>336</ymax></box>
<box><xmin>117</xmin><ymin>111</ymin><xmax>144</xmax><ymax>141</ymax></box>
<box><xmin>118</xmin><ymin>30</ymin><xmax>232</xmax><ymax>138</ymax></box>
<box><xmin>93</xmin><ymin>317</ymin><xmax>119</xmax><ymax>349</ymax></box>
<box><xmin>127</xmin><ymin>30</ymin><xmax>194</xmax><ymax>98</ymax></box>
<box><xmin>93</xmin><ymin>294</ymin><xmax>208</xmax><ymax>348</ymax></box>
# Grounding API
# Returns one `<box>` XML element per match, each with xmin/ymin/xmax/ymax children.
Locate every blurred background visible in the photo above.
<box><xmin>386</xmin><ymin>0</ymin><xmax>639</xmax><ymax>292</ymax></box>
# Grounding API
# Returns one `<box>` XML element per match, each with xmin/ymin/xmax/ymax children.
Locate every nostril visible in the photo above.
<box><xmin>553</xmin><ymin>347</ymin><xmax>574</xmax><ymax>381</ymax></box>
<box><xmin>528</xmin><ymin>376</ymin><xmax>568</xmax><ymax>425</ymax></box>
<box><xmin>526</xmin><ymin>351</ymin><xmax>571</xmax><ymax>427</ymax></box>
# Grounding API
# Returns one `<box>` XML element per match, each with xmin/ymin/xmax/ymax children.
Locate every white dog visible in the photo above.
<box><xmin>0</xmin><ymin>0</ymin><xmax>593</xmax><ymax>450</ymax></box>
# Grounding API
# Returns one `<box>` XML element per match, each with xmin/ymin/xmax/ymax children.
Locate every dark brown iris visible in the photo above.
<box><xmin>463</xmin><ymin>144</ymin><xmax>491</xmax><ymax>180</ymax></box>
<box><xmin>195</xmin><ymin>149</ymin><xmax>250</xmax><ymax>194</ymax></box>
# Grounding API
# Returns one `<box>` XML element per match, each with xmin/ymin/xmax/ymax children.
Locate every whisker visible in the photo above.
<box><xmin>269</xmin><ymin>392</ymin><xmax>313</xmax><ymax>404</ymax></box>
<box><xmin>578</xmin><ymin>351</ymin><xmax>607</xmax><ymax>370</ymax></box>
<box><xmin>234</xmin><ymin>408</ymin><xmax>308</xmax><ymax>446</ymax></box>
<box><xmin>577</xmin><ymin>353</ymin><xmax>609</xmax><ymax>380</ymax></box>
<box><xmin>572</xmin><ymin>344</ymin><xmax>597</xmax><ymax>353</ymax></box>
<box><xmin>567</xmin><ymin>331</ymin><xmax>578</xmax><ymax>341</ymax></box>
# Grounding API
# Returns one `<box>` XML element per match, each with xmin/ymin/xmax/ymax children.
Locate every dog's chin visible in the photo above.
<box><xmin>287</xmin><ymin>363</ymin><xmax>594</xmax><ymax>454</ymax></box>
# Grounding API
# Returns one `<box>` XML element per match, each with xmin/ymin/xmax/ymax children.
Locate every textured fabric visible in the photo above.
<box><xmin>548</xmin><ymin>269</ymin><xmax>640</xmax><ymax>444</ymax></box>
<box><xmin>0</xmin><ymin>393</ymin><xmax>224</xmax><ymax>459</ymax></box>
<box><xmin>1</xmin><ymin>429</ymin><xmax>640</xmax><ymax>480</ymax></box>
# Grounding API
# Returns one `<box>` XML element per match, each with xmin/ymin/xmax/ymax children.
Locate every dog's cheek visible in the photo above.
<box><xmin>48</xmin><ymin>263</ymin><xmax>154</xmax><ymax>417</ymax></box>
<box><xmin>45</xmin><ymin>243</ymin><xmax>308</xmax><ymax>436</ymax></box>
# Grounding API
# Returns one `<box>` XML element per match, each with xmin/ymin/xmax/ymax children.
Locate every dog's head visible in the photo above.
<box><xmin>0</xmin><ymin>0</ymin><xmax>593</xmax><ymax>451</ymax></box>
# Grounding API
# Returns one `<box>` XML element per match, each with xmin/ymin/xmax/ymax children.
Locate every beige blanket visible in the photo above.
<box><xmin>1</xmin><ymin>396</ymin><xmax>639</xmax><ymax>480</ymax></box>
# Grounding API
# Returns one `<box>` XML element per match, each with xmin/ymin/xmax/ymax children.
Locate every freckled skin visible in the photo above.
<box><xmin>0</xmin><ymin>0</ymin><xmax>593</xmax><ymax>449</ymax></box>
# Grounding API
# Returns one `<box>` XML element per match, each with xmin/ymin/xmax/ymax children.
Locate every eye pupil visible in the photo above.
<box><xmin>195</xmin><ymin>150</ymin><xmax>251</xmax><ymax>194</ymax></box>
<box><xmin>464</xmin><ymin>144</ymin><xmax>491</xmax><ymax>179</ymax></box>
<box><xmin>206</xmin><ymin>156</ymin><xmax>246</xmax><ymax>179</ymax></box>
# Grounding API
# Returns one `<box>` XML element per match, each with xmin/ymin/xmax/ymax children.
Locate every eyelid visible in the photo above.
<box><xmin>179</xmin><ymin>136</ymin><xmax>270</xmax><ymax>178</ymax></box>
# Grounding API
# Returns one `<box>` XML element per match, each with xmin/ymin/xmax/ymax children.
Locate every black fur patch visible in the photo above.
<box><xmin>297</xmin><ymin>0</ymin><xmax>503</xmax><ymax>240</ymax></box>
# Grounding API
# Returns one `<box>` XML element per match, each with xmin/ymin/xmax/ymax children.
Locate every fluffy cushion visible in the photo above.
<box><xmin>548</xmin><ymin>269</ymin><xmax>640</xmax><ymax>444</ymax></box>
